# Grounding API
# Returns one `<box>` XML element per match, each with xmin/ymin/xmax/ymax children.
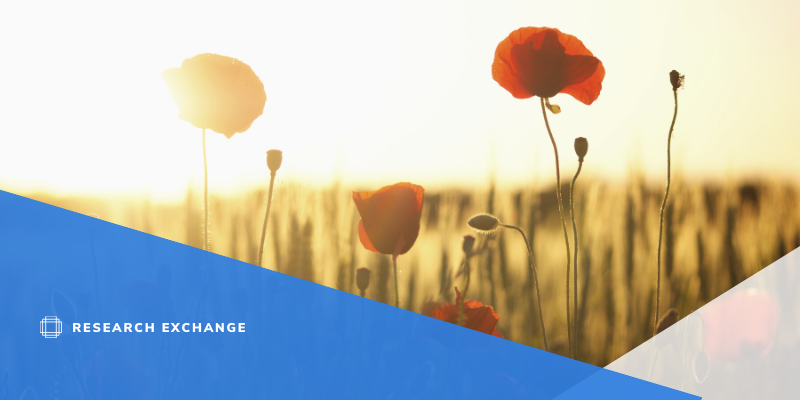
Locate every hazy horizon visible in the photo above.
<box><xmin>2</xmin><ymin>0</ymin><xmax>799</xmax><ymax>201</ymax></box>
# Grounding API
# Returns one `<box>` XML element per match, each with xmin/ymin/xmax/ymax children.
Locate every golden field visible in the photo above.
<box><xmin>21</xmin><ymin>177</ymin><xmax>800</xmax><ymax>367</ymax></box>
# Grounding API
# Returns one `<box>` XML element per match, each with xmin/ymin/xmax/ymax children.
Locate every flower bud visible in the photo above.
<box><xmin>468</xmin><ymin>214</ymin><xmax>499</xmax><ymax>233</ymax></box>
<box><xmin>669</xmin><ymin>70</ymin><xmax>685</xmax><ymax>91</ymax></box>
<box><xmin>266</xmin><ymin>149</ymin><xmax>283</xmax><ymax>176</ymax></box>
<box><xmin>656</xmin><ymin>308</ymin><xmax>679</xmax><ymax>334</ymax></box>
<box><xmin>356</xmin><ymin>267</ymin><xmax>371</xmax><ymax>296</ymax></box>
<box><xmin>462</xmin><ymin>235</ymin><xmax>476</xmax><ymax>255</ymax></box>
<box><xmin>574</xmin><ymin>137</ymin><xmax>588</xmax><ymax>162</ymax></box>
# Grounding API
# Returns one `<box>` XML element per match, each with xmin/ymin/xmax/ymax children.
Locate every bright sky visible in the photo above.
<box><xmin>1</xmin><ymin>0</ymin><xmax>799</xmax><ymax>200</ymax></box>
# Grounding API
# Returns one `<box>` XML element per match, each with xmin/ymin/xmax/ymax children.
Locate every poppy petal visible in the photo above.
<box><xmin>357</xmin><ymin>219</ymin><xmax>379</xmax><ymax>253</ymax></box>
<box><xmin>422</xmin><ymin>288</ymin><xmax>502</xmax><ymax>337</ymax></box>
<box><xmin>352</xmin><ymin>182</ymin><xmax>424</xmax><ymax>255</ymax></box>
<box><xmin>464</xmin><ymin>300</ymin><xmax>500</xmax><ymax>335</ymax></box>
<box><xmin>703</xmin><ymin>290</ymin><xmax>779</xmax><ymax>362</ymax></box>
<box><xmin>556</xmin><ymin>26</ymin><xmax>604</xmax><ymax>105</ymax></box>
<box><xmin>561</xmin><ymin>60</ymin><xmax>605</xmax><ymax>105</ymax></box>
<box><xmin>492</xmin><ymin>27</ymin><xmax>603</xmax><ymax>104</ymax></box>
<box><xmin>421</xmin><ymin>300</ymin><xmax>459</xmax><ymax>324</ymax></box>
<box><xmin>556</xmin><ymin>29</ymin><xmax>596</xmax><ymax>58</ymax></box>
<box><xmin>162</xmin><ymin>53</ymin><xmax>266</xmax><ymax>138</ymax></box>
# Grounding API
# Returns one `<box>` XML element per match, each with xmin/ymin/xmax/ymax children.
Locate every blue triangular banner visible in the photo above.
<box><xmin>0</xmin><ymin>191</ymin><xmax>696</xmax><ymax>399</ymax></box>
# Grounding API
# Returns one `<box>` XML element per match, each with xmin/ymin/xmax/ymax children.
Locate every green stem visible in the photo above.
<box><xmin>655</xmin><ymin>90</ymin><xmax>679</xmax><ymax>337</ymax></box>
<box><xmin>257</xmin><ymin>173</ymin><xmax>277</xmax><ymax>267</ymax></box>
<box><xmin>202</xmin><ymin>128</ymin><xmax>208</xmax><ymax>252</ymax></box>
<box><xmin>500</xmin><ymin>223</ymin><xmax>548</xmax><ymax>351</ymax></box>
<box><xmin>540</xmin><ymin>97</ymin><xmax>572</xmax><ymax>357</ymax></box>
<box><xmin>570</xmin><ymin>161</ymin><xmax>583</xmax><ymax>359</ymax></box>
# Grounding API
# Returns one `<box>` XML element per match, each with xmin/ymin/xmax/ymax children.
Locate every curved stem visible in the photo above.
<box><xmin>392</xmin><ymin>256</ymin><xmax>400</xmax><ymax>308</ymax></box>
<box><xmin>655</xmin><ymin>90</ymin><xmax>679</xmax><ymax>337</ymax></box>
<box><xmin>202</xmin><ymin>128</ymin><xmax>208</xmax><ymax>252</ymax></box>
<box><xmin>540</xmin><ymin>97</ymin><xmax>572</xmax><ymax>357</ymax></box>
<box><xmin>570</xmin><ymin>161</ymin><xmax>583</xmax><ymax>359</ymax></box>
<box><xmin>257</xmin><ymin>173</ymin><xmax>277</xmax><ymax>267</ymax></box>
<box><xmin>500</xmin><ymin>223</ymin><xmax>548</xmax><ymax>351</ymax></box>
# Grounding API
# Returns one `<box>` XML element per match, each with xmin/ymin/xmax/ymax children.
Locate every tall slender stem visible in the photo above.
<box><xmin>570</xmin><ymin>161</ymin><xmax>583</xmax><ymax>359</ymax></box>
<box><xmin>655</xmin><ymin>90</ymin><xmax>679</xmax><ymax>337</ymax></box>
<box><xmin>392</xmin><ymin>256</ymin><xmax>400</xmax><ymax>308</ymax></box>
<box><xmin>202</xmin><ymin>128</ymin><xmax>208</xmax><ymax>251</ymax></box>
<box><xmin>500</xmin><ymin>223</ymin><xmax>548</xmax><ymax>351</ymax></box>
<box><xmin>257</xmin><ymin>173</ymin><xmax>277</xmax><ymax>267</ymax></box>
<box><xmin>540</xmin><ymin>97</ymin><xmax>572</xmax><ymax>357</ymax></box>
<box><xmin>457</xmin><ymin>257</ymin><xmax>471</xmax><ymax>327</ymax></box>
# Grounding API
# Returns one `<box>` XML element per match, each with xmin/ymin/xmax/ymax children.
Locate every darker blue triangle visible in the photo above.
<box><xmin>0</xmin><ymin>190</ymin><xmax>696</xmax><ymax>399</ymax></box>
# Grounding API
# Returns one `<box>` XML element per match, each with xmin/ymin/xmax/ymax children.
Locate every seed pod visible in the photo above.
<box><xmin>267</xmin><ymin>149</ymin><xmax>283</xmax><ymax>175</ymax></box>
<box><xmin>574</xmin><ymin>137</ymin><xmax>588</xmax><ymax>162</ymax></box>
<box><xmin>467</xmin><ymin>214</ymin><xmax>499</xmax><ymax>233</ymax></box>
<box><xmin>356</xmin><ymin>267</ymin><xmax>371</xmax><ymax>297</ymax></box>
<box><xmin>669</xmin><ymin>70</ymin><xmax>685</xmax><ymax>91</ymax></box>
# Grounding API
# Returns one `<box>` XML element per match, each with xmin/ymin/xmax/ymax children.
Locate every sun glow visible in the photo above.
<box><xmin>1</xmin><ymin>0</ymin><xmax>800</xmax><ymax>201</ymax></box>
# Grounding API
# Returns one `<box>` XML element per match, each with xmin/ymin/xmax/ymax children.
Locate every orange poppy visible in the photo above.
<box><xmin>702</xmin><ymin>289</ymin><xmax>779</xmax><ymax>362</ymax></box>
<box><xmin>162</xmin><ymin>53</ymin><xmax>267</xmax><ymax>138</ymax></box>
<box><xmin>352</xmin><ymin>182</ymin><xmax>424</xmax><ymax>258</ymax></box>
<box><xmin>492</xmin><ymin>27</ymin><xmax>605</xmax><ymax>105</ymax></box>
<box><xmin>421</xmin><ymin>287</ymin><xmax>504</xmax><ymax>338</ymax></box>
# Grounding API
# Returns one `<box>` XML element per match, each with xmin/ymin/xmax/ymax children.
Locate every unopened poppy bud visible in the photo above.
<box><xmin>266</xmin><ymin>149</ymin><xmax>283</xmax><ymax>176</ymax></box>
<box><xmin>356</xmin><ymin>267</ymin><xmax>371</xmax><ymax>297</ymax></box>
<box><xmin>574</xmin><ymin>137</ymin><xmax>588</xmax><ymax>162</ymax></box>
<box><xmin>656</xmin><ymin>308</ymin><xmax>679</xmax><ymax>334</ymax></box>
<box><xmin>462</xmin><ymin>235</ymin><xmax>476</xmax><ymax>255</ymax></box>
<box><xmin>468</xmin><ymin>214</ymin><xmax>499</xmax><ymax>233</ymax></box>
<box><xmin>669</xmin><ymin>70</ymin><xmax>685</xmax><ymax>91</ymax></box>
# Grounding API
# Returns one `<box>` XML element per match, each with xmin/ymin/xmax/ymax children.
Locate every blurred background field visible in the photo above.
<box><xmin>17</xmin><ymin>177</ymin><xmax>800</xmax><ymax>367</ymax></box>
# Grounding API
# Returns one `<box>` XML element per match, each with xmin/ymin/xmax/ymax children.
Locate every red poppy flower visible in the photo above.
<box><xmin>702</xmin><ymin>289</ymin><xmax>779</xmax><ymax>362</ymax></box>
<box><xmin>352</xmin><ymin>182</ymin><xmax>424</xmax><ymax>258</ymax></box>
<box><xmin>162</xmin><ymin>53</ymin><xmax>267</xmax><ymax>138</ymax></box>
<box><xmin>492</xmin><ymin>27</ymin><xmax>605</xmax><ymax>105</ymax></box>
<box><xmin>421</xmin><ymin>287</ymin><xmax>504</xmax><ymax>338</ymax></box>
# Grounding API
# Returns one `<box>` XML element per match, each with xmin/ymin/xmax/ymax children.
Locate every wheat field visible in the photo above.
<box><xmin>21</xmin><ymin>177</ymin><xmax>800</xmax><ymax>367</ymax></box>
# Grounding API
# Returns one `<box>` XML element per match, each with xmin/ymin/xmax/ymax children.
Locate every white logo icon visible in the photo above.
<box><xmin>40</xmin><ymin>316</ymin><xmax>62</xmax><ymax>338</ymax></box>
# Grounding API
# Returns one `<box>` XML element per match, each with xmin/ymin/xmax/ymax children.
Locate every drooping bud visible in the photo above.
<box><xmin>468</xmin><ymin>214</ymin><xmax>499</xmax><ymax>233</ymax></box>
<box><xmin>462</xmin><ymin>235</ymin><xmax>476</xmax><ymax>255</ymax></box>
<box><xmin>356</xmin><ymin>267</ymin><xmax>371</xmax><ymax>297</ymax></box>
<box><xmin>656</xmin><ymin>308</ymin><xmax>679</xmax><ymax>334</ymax></box>
<box><xmin>266</xmin><ymin>149</ymin><xmax>283</xmax><ymax>176</ymax></box>
<box><xmin>574</xmin><ymin>137</ymin><xmax>588</xmax><ymax>162</ymax></box>
<box><xmin>669</xmin><ymin>70</ymin><xmax>685</xmax><ymax>91</ymax></box>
